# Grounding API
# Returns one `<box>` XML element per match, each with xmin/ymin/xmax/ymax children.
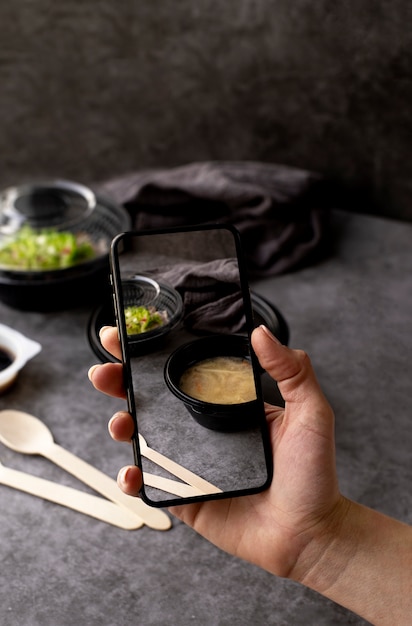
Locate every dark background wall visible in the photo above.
<box><xmin>1</xmin><ymin>1</ymin><xmax>411</xmax><ymax>220</ymax></box>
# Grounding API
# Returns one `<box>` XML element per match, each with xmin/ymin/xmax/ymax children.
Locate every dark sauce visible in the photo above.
<box><xmin>0</xmin><ymin>347</ymin><xmax>13</xmax><ymax>371</ymax></box>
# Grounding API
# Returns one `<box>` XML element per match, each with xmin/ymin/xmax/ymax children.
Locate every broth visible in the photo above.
<box><xmin>179</xmin><ymin>356</ymin><xmax>257</xmax><ymax>404</ymax></box>
<box><xmin>0</xmin><ymin>347</ymin><xmax>13</xmax><ymax>371</ymax></box>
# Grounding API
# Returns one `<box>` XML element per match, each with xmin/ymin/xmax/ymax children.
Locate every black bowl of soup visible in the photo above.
<box><xmin>164</xmin><ymin>334</ymin><xmax>261</xmax><ymax>431</ymax></box>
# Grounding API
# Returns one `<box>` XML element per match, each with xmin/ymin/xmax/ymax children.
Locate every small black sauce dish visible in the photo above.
<box><xmin>164</xmin><ymin>334</ymin><xmax>261</xmax><ymax>432</ymax></box>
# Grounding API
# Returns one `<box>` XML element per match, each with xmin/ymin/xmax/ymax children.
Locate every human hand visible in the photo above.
<box><xmin>88</xmin><ymin>325</ymin><xmax>344</xmax><ymax>581</ymax></box>
<box><xmin>89</xmin><ymin>325</ymin><xmax>412</xmax><ymax>624</ymax></box>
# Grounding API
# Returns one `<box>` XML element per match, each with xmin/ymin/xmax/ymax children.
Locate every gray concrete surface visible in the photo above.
<box><xmin>0</xmin><ymin>208</ymin><xmax>410</xmax><ymax>625</ymax></box>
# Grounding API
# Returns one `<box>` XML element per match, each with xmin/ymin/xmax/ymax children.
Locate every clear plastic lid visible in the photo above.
<box><xmin>0</xmin><ymin>180</ymin><xmax>97</xmax><ymax>235</ymax></box>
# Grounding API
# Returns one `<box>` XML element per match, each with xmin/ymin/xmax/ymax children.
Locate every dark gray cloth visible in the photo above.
<box><xmin>150</xmin><ymin>259</ymin><xmax>246</xmax><ymax>334</ymax></box>
<box><xmin>99</xmin><ymin>161</ymin><xmax>332</xmax><ymax>277</ymax></box>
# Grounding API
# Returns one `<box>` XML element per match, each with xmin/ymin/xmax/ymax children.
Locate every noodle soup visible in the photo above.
<box><xmin>164</xmin><ymin>334</ymin><xmax>260</xmax><ymax>431</ymax></box>
<box><xmin>179</xmin><ymin>356</ymin><xmax>257</xmax><ymax>405</ymax></box>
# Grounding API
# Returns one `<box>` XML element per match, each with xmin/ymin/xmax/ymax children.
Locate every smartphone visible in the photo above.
<box><xmin>110</xmin><ymin>224</ymin><xmax>273</xmax><ymax>507</ymax></box>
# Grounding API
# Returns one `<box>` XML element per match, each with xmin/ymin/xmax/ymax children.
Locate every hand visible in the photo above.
<box><xmin>88</xmin><ymin>325</ymin><xmax>344</xmax><ymax>580</ymax></box>
<box><xmin>89</xmin><ymin>326</ymin><xmax>412</xmax><ymax>625</ymax></box>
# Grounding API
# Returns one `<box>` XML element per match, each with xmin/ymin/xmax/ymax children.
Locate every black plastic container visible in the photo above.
<box><xmin>0</xmin><ymin>180</ymin><xmax>131</xmax><ymax>310</ymax></box>
<box><xmin>121</xmin><ymin>278</ymin><xmax>184</xmax><ymax>356</ymax></box>
<box><xmin>164</xmin><ymin>334</ymin><xmax>261</xmax><ymax>431</ymax></box>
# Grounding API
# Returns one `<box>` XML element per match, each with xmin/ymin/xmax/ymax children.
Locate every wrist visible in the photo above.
<box><xmin>289</xmin><ymin>495</ymin><xmax>412</xmax><ymax>625</ymax></box>
<box><xmin>288</xmin><ymin>494</ymin><xmax>354</xmax><ymax>589</ymax></box>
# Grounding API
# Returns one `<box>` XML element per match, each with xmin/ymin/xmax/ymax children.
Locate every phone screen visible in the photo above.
<box><xmin>110</xmin><ymin>225</ymin><xmax>273</xmax><ymax>507</ymax></box>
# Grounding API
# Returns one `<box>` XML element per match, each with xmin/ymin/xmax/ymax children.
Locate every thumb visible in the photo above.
<box><xmin>251</xmin><ymin>326</ymin><xmax>329</xmax><ymax>412</ymax></box>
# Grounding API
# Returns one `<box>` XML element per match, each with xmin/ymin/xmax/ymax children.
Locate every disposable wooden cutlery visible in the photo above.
<box><xmin>0</xmin><ymin>460</ymin><xmax>144</xmax><ymax>530</ymax></box>
<box><xmin>0</xmin><ymin>409</ymin><xmax>171</xmax><ymax>531</ymax></box>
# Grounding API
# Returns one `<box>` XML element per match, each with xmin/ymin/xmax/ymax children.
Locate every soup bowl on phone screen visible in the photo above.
<box><xmin>164</xmin><ymin>334</ymin><xmax>261</xmax><ymax>432</ymax></box>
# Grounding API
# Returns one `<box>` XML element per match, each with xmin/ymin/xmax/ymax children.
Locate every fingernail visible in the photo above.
<box><xmin>99</xmin><ymin>325</ymin><xmax>111</xmax><ymax>339</ymax></box>
<box><xmin>87</xmin><ymin>364</ymin><xmax>100</xmax><ymax>381</ymax></box>
<box><xmin>118</xmin><ymin>466</ymin><xmax>130</xmax><ymax>486</ymax></box>
<box><xmin>259</xmin><ymin>324</ymin><xmax>282</xmax><ymax>345</ymax></box>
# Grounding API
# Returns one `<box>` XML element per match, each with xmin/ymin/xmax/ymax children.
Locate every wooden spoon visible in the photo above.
<box><xmin>0</xmin><ymin>410</ymin><xmax>171</xmax><ymax>531</ymax></box>
<box><xmin>138</xmin><ymin>433</ymin><xmax>222</xmax><ymax>495</ymax></box>
<box><xmin>0</xmin><ymin>460</ymin><xmax>144</xmax><ymax>530</ymax></box>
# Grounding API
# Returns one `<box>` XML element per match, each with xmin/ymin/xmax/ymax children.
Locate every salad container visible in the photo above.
<box><xmin>0</xmin><ymin>180</ymin><xmax>131</xmax><ymax>310</ymax></box>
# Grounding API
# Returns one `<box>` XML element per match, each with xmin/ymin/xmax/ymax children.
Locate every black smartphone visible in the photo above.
<box><xmin>110</xmin><ymin>224</ymin><xmax>273</xmax><ymax>507</ymax></box>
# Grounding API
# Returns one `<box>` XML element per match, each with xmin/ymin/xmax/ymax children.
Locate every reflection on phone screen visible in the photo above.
<box><xmin>111</xmin><ymin>226</ymin><xmax>272</xmax><ymax>506</ymax></box>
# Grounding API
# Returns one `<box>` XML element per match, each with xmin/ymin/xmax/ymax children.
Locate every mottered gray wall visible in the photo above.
<box><xmin>1</xmin><ymin>1</ymin><xmax>411</xmax><ymax>220</ymax></box>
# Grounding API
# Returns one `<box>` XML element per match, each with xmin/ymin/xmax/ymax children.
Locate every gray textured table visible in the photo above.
<box><xmin>0</xmin><ymin>209</ymin><xmax>410</xmax><ymax>626</ymax></box>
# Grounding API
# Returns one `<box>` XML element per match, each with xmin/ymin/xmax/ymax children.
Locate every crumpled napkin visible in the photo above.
<box><xmin>149</xmin><ymin>258</ymin><xmax>246</xmax><ymax>334</ymax></box>
<box><xmin>99</xmin><ymin>161</ymin><xmax>332</xmax><ymax>277</ymax></box>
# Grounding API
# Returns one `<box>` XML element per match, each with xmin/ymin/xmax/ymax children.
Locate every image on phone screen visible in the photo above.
<box><xmin>110</xmin><ymin>225</ymin><xmax>273</xmax><ymax>507</ymax></box>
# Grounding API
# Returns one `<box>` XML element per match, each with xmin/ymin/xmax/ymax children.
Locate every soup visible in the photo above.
<box><xmin>0</xmin><ymin>347</ymin><xmax>13</xmax><ymax>371</ymax></box>
<box><xmin>179</xmin><ymin>356</ymin><xmax>257</xmax><ymax>404</ymax></box>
